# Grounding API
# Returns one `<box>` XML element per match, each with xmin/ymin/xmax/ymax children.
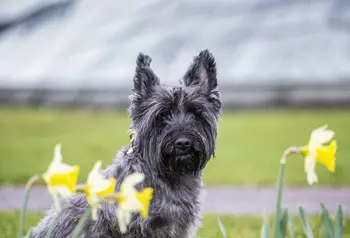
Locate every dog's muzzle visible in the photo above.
<box><xmin>162</xmin><ymin>135</ymin><xmax>206</xmax><ymax>175</ymax></box>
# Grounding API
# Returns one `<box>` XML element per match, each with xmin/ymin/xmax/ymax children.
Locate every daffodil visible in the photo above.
<box><xmin>42</xmin><ymin>144</ymin><xmax>80</xmax><ymax>211</ymax></box>
<box><xmin>84</xmin><ymin>161</ymin><xmax>117</xmax><ymax>220</ymax></box>
<box><xmin>115</xmin><ymin>172</ymin><xmax>153</xmax><ymax>233</ymax></box>
<box><xmin>300</xmin><ymin>125</ymin><xmax>337</xmax><ymax>185</ymax></box>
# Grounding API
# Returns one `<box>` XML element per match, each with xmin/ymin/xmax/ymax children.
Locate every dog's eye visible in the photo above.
<box><xmin>187</xmin><ymin>106</ymin><xmax>203</xmax><ymax>116</ymax></box>
<box><xmin>157</xmin><ymin>111</ymin><xmax>168</xmax><ymax>121</ymax></box>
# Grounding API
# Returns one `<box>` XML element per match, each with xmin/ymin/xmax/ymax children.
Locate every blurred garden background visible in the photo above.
<box><xmin>0</xmin><ymin>0</ymin><xmax>350</xmax><ymax>237</ymax></box>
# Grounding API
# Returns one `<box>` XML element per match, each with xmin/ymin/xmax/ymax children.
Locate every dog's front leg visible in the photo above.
<box><xmin>137</xmin><ymin>215</ymin><xmax>172</xmax><ymax>238</ymax></box>
<box><xmin>136</xmin><ymin>213</ymin><xmax>192</xmax><ymax>238</ymax></box>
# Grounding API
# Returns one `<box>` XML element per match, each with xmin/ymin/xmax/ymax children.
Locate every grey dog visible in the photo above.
<box><xmin>30</xmin><ymin>49</ymin><xmax>221</xmax><ymax>238</ymax></box>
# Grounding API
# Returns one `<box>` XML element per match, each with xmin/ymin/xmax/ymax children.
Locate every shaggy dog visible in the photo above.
<box><xmin>31</xmin><ymin>49</ymin><xmax>221</xmax><ymax>238</ymax></box>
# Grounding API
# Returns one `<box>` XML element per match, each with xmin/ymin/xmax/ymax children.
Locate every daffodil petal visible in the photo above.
<box><xmin>309</xmin><ymin>125</ymin><xmax>335</xmax><ymax>147</ymax></box>
<box><xmin>304</xmin><ymin>156</ymin><xmax>316</xmax><ymax>172</ymax></box>
<box><xmin>55</xmin><ymin>186</ymin><xmax>74</xmax><ymax>198</ymax></box>
<box><xmin>120</xmin><ymin>173</ymin><xmax>144</xmax><ymax>194</ymax></box>
<box><xmin>53</xmin><ymin>144</ymin><xmax>63</xmax><ymax>164</ymax></box>
<box><xmin>84</xmin><ymin>161</ymin><xmax>117</xmax><ymax>218</ymax></box>
<box><xmin>96</xmin><ymin>178</ymin><xmax>117</xmax><ymax>197</ymax></box>
<box><xmin>91</xmin><ymin>203</ymin><xmax>101</xmax><ymax>221</ymax></box>
<box><xmin>306</xmin><ymin>168</ymin><xmax>318</xmax><ymax>185</ymax></box>
<box><xmin>304</xmin><ymin>156</ymin><xmax>318</xmax><ymax>185</ymax></box>
<box><xmin>47</xmin><ymin>186</ymin><xmax>61</xmax><ymax>212</ymax></box>
<box><xmin>87</xmin><ymin>161</ymin><xmax>103</xmax><ymax>182</ymax></box>
<box><xmin>116</xmin><ymin>208</ymin><xmax>129</xmax><ymax>234</ymax></box>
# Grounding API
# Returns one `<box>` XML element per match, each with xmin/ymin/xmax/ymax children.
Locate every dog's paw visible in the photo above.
<box><xmin>141</xmin><ymin>215</ymin><xmax>169</xmax><ymax>236</ymax></box>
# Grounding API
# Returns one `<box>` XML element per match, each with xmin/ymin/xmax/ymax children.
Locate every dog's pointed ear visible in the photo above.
<box><xmin>133</xmin><ymin>53</ymin><xmax>160</xmax><ymax>96</ymax></box>
<box><xmin>183</xmin><ymin>50</ymin><xmax>218</xmax><ymax>93</ymax></box>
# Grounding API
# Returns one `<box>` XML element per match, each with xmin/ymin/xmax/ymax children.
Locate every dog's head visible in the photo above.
<box><xmin>128</xmin><ymin>50</ymin><xmax>221</xmax><ymax>175</ymax></box>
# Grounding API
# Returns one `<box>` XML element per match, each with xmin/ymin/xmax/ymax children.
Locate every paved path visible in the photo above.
<box><xmin>1</xmin><ymin>186</ymin><xmax>349</xmax><ymax>216</ymax></box>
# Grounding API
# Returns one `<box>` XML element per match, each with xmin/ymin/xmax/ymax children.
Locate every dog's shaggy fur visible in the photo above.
<box><xmin>31</xmin><ymin>50</ymin><xmax>221</xmax><ymax>238</ymax></box>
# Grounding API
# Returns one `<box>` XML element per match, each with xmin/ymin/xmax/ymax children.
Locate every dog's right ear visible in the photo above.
<box><xmin>133</xmin><ymin>53</ymin><xmax>160</xmax><ymax>97</ymax></box>
<box><xmin>182</xmin><ymin>49</ymin><xmax>218</xmax><ymax>94</ymax></box>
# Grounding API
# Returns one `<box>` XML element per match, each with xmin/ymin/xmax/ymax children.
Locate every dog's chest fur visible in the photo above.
<box><xmin>106</xmin><ymin>148</ymin><xmax>204</xmax><ymax>238</ymax></box>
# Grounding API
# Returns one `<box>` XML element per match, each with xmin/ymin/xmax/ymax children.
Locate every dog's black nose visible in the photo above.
<box><xmin>175</xmin><ymin>137</ymin><xmax>192</xmax><ymax>150</ymax></box>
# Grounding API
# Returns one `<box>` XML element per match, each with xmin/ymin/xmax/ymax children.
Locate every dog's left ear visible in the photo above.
<box><xmin>183</xmin><ymin>49</ymin><xmax>218</xmax><ymax>94</ymax></box>
<box><xmin>133</xmin><ymin>52</ymin><xmax>160</xmax><ymax>96</ymax></box>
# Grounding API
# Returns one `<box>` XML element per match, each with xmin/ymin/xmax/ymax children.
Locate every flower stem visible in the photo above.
<box><xmin>71</xmin><ymin>207</ymin><xmax>91</xmax><ymax>238</ymax></box>
<box><xmin>18</xmin><ymin>175</ymin><xmax>41</xmax><ymax>238</ymax></box>
<box><xmin>274</xmin><ymin>162</ymin><xmax>285</xmax><ymax>238</ymax></box>
<box><xmin>274</xmin><ymin>147</ymin><xmax>300</xmax><ymax>238</ymax></box>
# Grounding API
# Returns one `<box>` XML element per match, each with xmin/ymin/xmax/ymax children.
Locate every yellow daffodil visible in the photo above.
<box><xmin>300</xmin><ymin>125</ymin><xmax>337</xmax><ymax>185</ymax></box>
<box><xmin>42</xmin><ymin>144</ymin><xmax>80</xmax><ymax>211</ymax></box>
<box><xmin>115</xmin><ymin>172</ymin><xmax>153</xmax><ymax>233</ymax></box>
<box><xmin>84</xmin><ymin>161</ymin><xmax>116</xmax><ymax>220</ymax></box>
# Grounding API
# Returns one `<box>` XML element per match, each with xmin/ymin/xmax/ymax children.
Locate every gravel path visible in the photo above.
<box><xmin>1</xmin><ymin>186</ymin><xmax>349</xmax><ymax>216</ymax></box>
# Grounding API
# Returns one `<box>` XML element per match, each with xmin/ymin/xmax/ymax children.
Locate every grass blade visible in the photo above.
<box><xmin>320</xmin><ymin>203</ymin><xmax>335</xmax><ymax>238</ymax></box>
<box><xmin>70</xmin><ymin>207</ymin><xmax>91</xmax><ymax>238</ymax></box>
<box><xmin>335</xmin><ymin>204</ymin><xmax>343</xmax><ymax>238</ymax></box>
<box><xmin>279</xmin><ymin>208</ymin><xmax>288</xmax><ymax>238</ymax></box>
<box><xmin>298</xmin><ymin>206</ymin><xmax>313</xmax><ymax>238</ymax></box>
<box><xmin>288</xmin><ymin>215</ymin><xmax>295</xmax><ymax>238</ymax></box>
<box><xmin>261</xmin><ymin>213</ymin><xmax>270</xmax><ymax>238</ymax></box>
<box><xmin>217</xmin><ymin>217</ymin><xmax>227</xmax><ymax>238</ymax></box>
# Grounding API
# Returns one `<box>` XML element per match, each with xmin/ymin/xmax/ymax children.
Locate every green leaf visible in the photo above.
<box><xmin>320</xmin><ymin>203</ymin><xmax>335</xmax><ymax>238</ymax></box>
<box><xmin>298</xmin><ymin>206</ymin><xmax>314</xmax><ymax>238</ymax></box>
<box><xmin>274</xmin><ymin>163</ymin><xmax>286</xmax><ymax>238</ymax></box>
<box><xmin>335</xmin><ymin>204</ymin><xmax>343</xmax><ymax>238</ymax></box>
<box><xmin>217</xmin><ymin>217</ymin><xmax>227</xmax><ymax>238</ymax></box>
<box><xmin>260</xmin><ymin>213</ymin><xmax>270</xmax><ymax>238</ymax></box>
<box><xmin>279</xmin><ymin>208</ymin><xmax>289</xmax><ymax>238</ymax></box>
<box><xmin>288</xmin><ymin>215</ymin><xmax>295</xmax><ymax>238</ymax></box>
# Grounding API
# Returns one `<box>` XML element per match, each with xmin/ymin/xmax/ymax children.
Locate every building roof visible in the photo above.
<box><xmin>1</xmin><ymin>0</ymin><xmax>350</xmax><ymax>90</ymax></box>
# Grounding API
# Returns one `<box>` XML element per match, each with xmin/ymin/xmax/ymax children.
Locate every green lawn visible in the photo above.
<box><xmin>0</xmin><ymin>108</ymin><xmax>349</xmax><ymax>186</ymax></box>
<box><xmin>1</xmin><ymin>211</ymin><xmax>349</xmax><ymax>238</ymax></box>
